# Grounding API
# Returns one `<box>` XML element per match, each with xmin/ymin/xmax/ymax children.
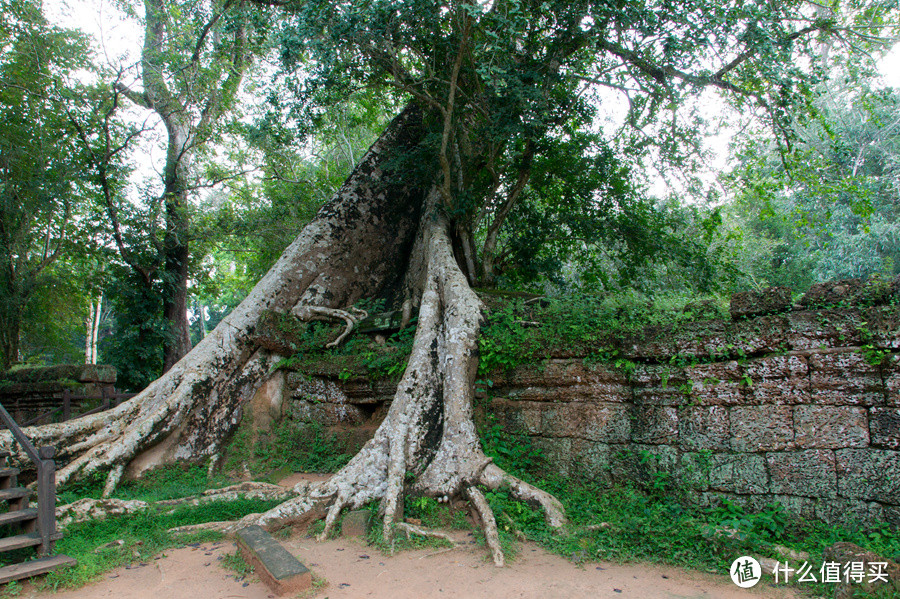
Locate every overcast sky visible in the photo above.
<box><xmin>45</xmin><ymin>0</ymin><xmax>900</xmax><ymax>203</ymax></box>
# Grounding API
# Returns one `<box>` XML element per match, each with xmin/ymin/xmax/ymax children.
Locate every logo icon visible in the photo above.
<box><xmin>730</xmin><ymin>556</ymin><xmax>762</xmax><ymax>588</ymax></box>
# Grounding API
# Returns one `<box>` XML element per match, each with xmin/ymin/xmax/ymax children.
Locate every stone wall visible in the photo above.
<box><xmin>278</xmin><ymin>278</ymin><xmax>900</xmax><ymax>528</ymax></box>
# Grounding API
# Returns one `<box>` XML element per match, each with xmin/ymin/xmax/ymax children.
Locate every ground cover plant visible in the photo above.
<box><xmin>0</xmin><ymin>464</ymin><xmax>284</xmax><ymax>594</ymax></box>
<box><xmin>476</xmin><ymin>424</ymin><xmax>900</xmax><ymax>598</ymax></box>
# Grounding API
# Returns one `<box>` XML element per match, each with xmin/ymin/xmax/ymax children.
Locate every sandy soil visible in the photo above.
<box><xmin>13</xmin><ymin>474</ymin><xmax>804</xmax><ymax>598</ymax></box>
<box><xmin>14</xmin><ymin>532</ymin><xmax>804</xmax><ymax>599</ymax></box>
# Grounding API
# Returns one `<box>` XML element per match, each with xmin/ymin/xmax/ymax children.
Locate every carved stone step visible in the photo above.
<box><xmin>0</xmin><ymin>532</ymin><xmax>41</xmax><ymax>553</ymax></box>
<box><xmin>236</xmin><ymin>525</ymin><xmax>311</xmax><ymax>596</ymax></box>
<box><xmin>0</xmin><ymin>554</ymin><xmax>77</xmax><ymax>584</ymax></box>
<box><xmin>0</xmin><ymin>507</ymin><xmax>37</xmax><ymax>526</ymax></box>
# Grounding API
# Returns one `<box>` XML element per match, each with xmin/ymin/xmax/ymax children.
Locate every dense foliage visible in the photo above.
<box><xmin>1</xmin><ymin>0</ymin><xmax>897</xmax><ymax>386</ymax></box>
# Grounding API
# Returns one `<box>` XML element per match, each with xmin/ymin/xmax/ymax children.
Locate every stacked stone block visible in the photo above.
<box><xmin>281</xmin><ymin>277</ymin><xmax>899</xmax><ymax>528</ymax></box>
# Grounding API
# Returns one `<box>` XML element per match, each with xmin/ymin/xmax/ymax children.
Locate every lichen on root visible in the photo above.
<box><xmin>0</xmin><ymin>107</ymin><xmax>567</xmax><ymax>566</ymax></box>
<box><xmin>242</xmin><ymin>194</ymin><xmax>566</xmax><ymax>563</ymax></box>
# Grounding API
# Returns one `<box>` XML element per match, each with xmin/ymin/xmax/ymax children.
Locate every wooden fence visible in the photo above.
<box><xmin>0</xmin><ymin>388</ymin><xmax>137</xmax><ymax>429</ymax></box>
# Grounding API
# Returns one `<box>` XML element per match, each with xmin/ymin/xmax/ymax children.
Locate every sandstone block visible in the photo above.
<box><xmin>767</xmin><ymin>450</ymin><xmax>837</xmax><ymax>498</ymax></box>
<box><xmin>887</xmin><ymin>355</ymin><xmax>900</xmax><ymax>406</ymax></box>
<box><xmin>708</xmin><ymin>453</ymin><xmax>768</xmax><ymax>494</ymax></box>
<box><xmin>786</xmin><ymin>310</ymin><xmax>864</xmax><ymax>351</ymax></box>
<box><xmin>341</xmin><ymin>509</ymin><xmax>371</xmax><ymax>537</ymax></box>
<box><xmin>630</xmin><ymin>406</ymin><xmax>678</xmax><ymax>444</ymax></box>
<box><xmin>569</xmin><ymin>439</ymin><xmax>613</xmax><ymax>481</ymax></box>
<box><xmin>631</xmin><ymin>365</ymin><xmax>688</xmax><ymax>406</ymax></box>
<box><xmin>870</xmin><ymin>407</ymin><xmax>900</xmax><ymax>449</ymax></box>
<box><xmin>236</xmin><ymin>525</ymin><xmax>311</xmax><ymax>596</ymax></box>
<box><xmin>730</xmin><ymin>406</ymin><xmax>794</xmax><ymax>451</ymax></box>
<box><xmin>730</xmin><ymin>287</ymin><xmax>792</xmax><ymax>319</ymax></box>
<box><xmin>743</xmin><ymin>355</ymin><xmax>808</xmax><ymax>404</ymax></box>
<box><xmin>836</xmin><ymin>448</ymin><xmax>900</xmax><ymax>503</ymax></box>
<box><xmin>794</xmin><ymin>406</ymin><xmax>869</xmax><ymax>449</ymax></box>
<box><xmin>575</xmin><ymin>403</ymin><xmax>631</xmax><ymax>443</ymax></box>
<box><xmin>684</xmin><ymin>361</ymin><xmax>745</xmax><ymax>405</ymax></box>
<box><xmin>678</xmin><ymin>406</ymin><xmax>730</xmax><ymax>451</ymax></box>
<box><xmin>724</xmin><ymin>315</ymin><xmax>790</xmax><ymax>355</ymax></box>
<box><xmin>808</xmin><ymin>351</ymin><xmax>884</xmax><ymax>406</ymax></box>
<box><xmin>672</xmin><ymin>319</ymin><xmax>728</xmax><ymax>359</ymax></box>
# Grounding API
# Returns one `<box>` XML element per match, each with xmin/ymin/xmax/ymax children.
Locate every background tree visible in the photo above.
<box><xmin>5</xmin><ymin>0</ymin><xmax>897</xmax><ymax>564</ymax></box>
<box><xmin>0</xmin><ymin>0</ymin><xmax>93</xmax><ymax>370</ymax></box>
<box><xmin>724</xmin><ymin>80</ymin><xmax>900</xmax><ymax>289</ymax></box>
<box><xmin>99</xmin><ymin>0</ymin><xmax>271</xmax><ymax>372</ymax></box>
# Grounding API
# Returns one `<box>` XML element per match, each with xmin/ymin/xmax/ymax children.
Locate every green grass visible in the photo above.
<box><xmin>57</xmin><ymin>463</ymin><xmax>235</xmax><ymax>505</ymax></box>
<box><xmin>477</xmin><ymin>426</ymin><xmax>900</xmax><ymax>597</ymax></box>
<box><xmin>38</xmin><ymin>496</ymin><xmax>285</xmax><ymax>591</ymax></box>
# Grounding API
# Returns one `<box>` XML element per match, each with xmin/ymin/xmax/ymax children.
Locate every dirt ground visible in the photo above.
<box><xmin>16</xmin><ymin>532</ymin><xmax>805</xmax><ymax>599</ymax></box>
<box><xmin>14</xmin><ymin>473</ymin><xmax>806</xmax><ymax>599</ymax></box>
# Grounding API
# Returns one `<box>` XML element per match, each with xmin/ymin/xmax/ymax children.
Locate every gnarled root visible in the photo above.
<box><xmin>467</xmin><ymin>485</ymin><xmax>504</xmax><ymax>566</ymax></box>
<box><xmin>395</xmin><ymin>521</ymin><xmax>458</xmax><ymax>545</ymax></box>
<box><xmin>293</xmin><ymin>305</ymin><xmax>368</xmax><ymax>348</ymax></box>
<box><xmin>241</xmin><ymin>192</ymin><xmax>566</xmax><ymax>565</ymax></box>
<box><xmin>479</xmin><ymin>463</ymin><xmax>567</xmax><ymax>528</ymax></box>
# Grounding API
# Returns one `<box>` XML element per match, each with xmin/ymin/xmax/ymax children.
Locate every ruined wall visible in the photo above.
<box><xmin>280</xmin><ymin>278</ymin><xmax>900</xmax><ymax>528</ymax></box>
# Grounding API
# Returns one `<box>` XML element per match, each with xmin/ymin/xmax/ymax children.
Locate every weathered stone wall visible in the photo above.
<box><xmin>279</xmin><ymin>278</ymin><xmax>900</xmax><ymax>528</ymax></box>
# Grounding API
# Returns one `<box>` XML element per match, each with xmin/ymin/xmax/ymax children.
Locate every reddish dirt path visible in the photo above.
<box><xmin>16</xmin><ymin>532</ymin><xmax>802</xmax><ymax>599</ymax></box>
<box><xmin>13</xmin><ymin>474</ymin><xmax>803</xmax><ymax>598</ymax></box>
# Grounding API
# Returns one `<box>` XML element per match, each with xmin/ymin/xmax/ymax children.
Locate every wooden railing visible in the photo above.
<box><xmin>0</xmin><ymin>402</ymin><xmax>57</xmax><ymax>556</ymax></box>
<box><xmin>4</xmin><ymin>389</ymin><xmax>137</xmax><ymax>429</ymax></box>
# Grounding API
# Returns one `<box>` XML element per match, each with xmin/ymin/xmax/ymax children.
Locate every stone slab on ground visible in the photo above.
<box><xmin>235</xmin><ymin>525</ymin><xmax>311</xmax><ymax>596</ymax></box>
<box><xmin>341</xmin><ymin>509</ymin><xmax>371</xmax><ymax>537</ymax></box>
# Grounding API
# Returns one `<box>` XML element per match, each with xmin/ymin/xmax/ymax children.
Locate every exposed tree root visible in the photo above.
<box><xmin>0</xmin><ymin>108</ymin><xmax>569</xmax><ymax>567</ymax></box>
<box><xmin>394</xmin><ymin>522</ymin><xmax>458</xmax><ymax>546</ymax></box>
<box><xmin>294</xmin><ymin>305</ymin><xmax>368</xmax><ymax>348</ymax></box>
<box><xmin>467</xmin><ymin>485</ymin><xmax>504</xmax><ymax>566</ymax></box>
<box><xmin>0</xmin><ymin>106</ymin><xmax>426</xmax><ymax>493</ymax></box>
<box><xmin>240</xmin><ymin>193</ymin><xmax>567</xmax><ymax>565</ymax></box>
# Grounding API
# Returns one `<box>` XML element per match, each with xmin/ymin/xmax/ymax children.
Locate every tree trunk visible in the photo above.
<box><xmin>91</xmin><ymin>295</ymin><xmax>102</xmax><ymax>364</ymax></box>
<box><xmin>160</xmin><ymin>120</ymin><xmax>195</xmax><ymax>372</ymax></box>
<box><xmin>0</xmin><ymin>308</ymin><xmax>19</xmax><ymax>372</ymax></box>
<box><xmin>84</xmin><ymin>300</ymin><xmax>94</xmax><ymax>364</ymax></box>
<box><xmin>0</xmin><ymin>105</ymin><xmax>565</xmax><ymax>561</ymax></box>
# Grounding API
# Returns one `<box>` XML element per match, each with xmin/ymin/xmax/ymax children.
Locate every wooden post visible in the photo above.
<box><xmin>37</xmin><ymin>446</ymin><xmax>57</xmax><ymax>556</ymax></box>
<box><xmin>62</xmin><ymin>389</ymin><xmax>71</xmax><ymax>422</ymax></box>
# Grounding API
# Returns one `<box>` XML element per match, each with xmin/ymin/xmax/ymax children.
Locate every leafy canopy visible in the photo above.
<box><xmin>273</xmin><ymin>0</ymin><xmax>897</xmax><ymax>287</ymax></box>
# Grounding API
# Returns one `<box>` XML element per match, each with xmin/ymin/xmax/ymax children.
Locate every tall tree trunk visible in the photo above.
<box><xmin>84</xmin><ymin>300</ymin><xmax>95</xmax><ymax>364</ymax></box>
<box><xmin>91</xmin><ymin>295</ymin><xmax>102</xmax><ymax>364</ymax></box>
<box><xmin>0</xmin><ymin>309</ymin><xmax>19</xmax><ymax>372</ymax></box>
<box><xmin>0</xmin><ymin>105</ymin><xmax>565</xmax><ymax>562</ymax></box>
<box><xmin>160</xmin><ymin>122</ymin><xmax>194</xmax><ymax>372</ymax></box>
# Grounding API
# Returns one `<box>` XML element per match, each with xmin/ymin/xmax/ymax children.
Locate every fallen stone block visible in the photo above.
<box><xmin>342</xmin><ymin>509</ymin><xmax>371</xmax><ymax>537</ymax></box>
<box><xmin>235</xmin><ymin>525</ymin><xmax>311</xmax><ymax>596</ymax></box>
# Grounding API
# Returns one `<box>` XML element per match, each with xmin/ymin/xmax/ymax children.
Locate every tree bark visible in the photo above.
<box><xmin>91</xmin><ymin>295</ymin><xmax>102</xmax><ymax>364</ymax></box>
<box><xmin>1</xmin><ymin>104</ymin><xmax>566</xmax><ymax>561</ymax></box>
<box><xmin>0</xmin><ymin>306</ymin><xmax>20</xmax><ymax>371</ymax></box>
<box><xmin>84</xmin><ymin>300</ymin><xmax>94</xmax><ymax>365</ymax></box>
<box><xmin>2</xmin><ymin>105</ymin><xmax>425</xmax><ymax>486</ymax></box>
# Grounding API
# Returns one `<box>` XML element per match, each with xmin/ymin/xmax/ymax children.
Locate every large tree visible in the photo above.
<box><xmin>0</xmin><ymin>0</ymin><xmax>92</xmax><ymax>370</ymax></box>
<box><xmin>88</xmin><ymin>0</ymin><xmax>270</xmax><ymax>372</ymax></box>
<box><xmin>4</xmin><ymin>0</ymin><xmax>897</xmax><ymax>563</ymax></box>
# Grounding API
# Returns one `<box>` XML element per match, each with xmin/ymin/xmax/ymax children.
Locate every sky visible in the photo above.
<box><xmin>45</xmin><ymin>0</ymin><xmax>900</xmax><ymax>203</ymax></box>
